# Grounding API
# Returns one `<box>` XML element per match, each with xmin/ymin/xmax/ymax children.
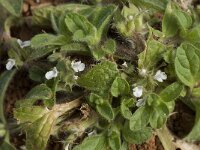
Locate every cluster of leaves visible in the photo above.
<box><xmin>1</xmin><ymin>0</ymin><xmax>200</xmax><ymax>150</ymax></box>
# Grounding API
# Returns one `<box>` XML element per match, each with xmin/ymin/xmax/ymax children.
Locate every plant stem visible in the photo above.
<box><xmin>156</xmin><ymin>125</ymin><xmax>176</xmax><ymax>150</ymax></box>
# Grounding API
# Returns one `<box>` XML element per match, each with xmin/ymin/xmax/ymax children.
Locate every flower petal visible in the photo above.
<box><xmin>133</xmin><ymin>86</ymin><xmax>143</xmax><ymax>98</ymax></box>
<box><xmin>6</xmin><ymin>59</ymin><xmax>15</xmax><ymax>70</ymax></box>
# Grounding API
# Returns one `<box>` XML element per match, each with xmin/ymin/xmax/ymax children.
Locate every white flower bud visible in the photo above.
<box><xmin>6</xmin><ymin>59</ymin><xmax>15</xmax><ymax>70</ymax></box>
<box><xmin>71</xmin><ymin>60</ymin><xmax>85</xmax><ymax>72</ymax></box>
<box><xmin>45</xmin><ymin>67</ymin><xmax>58</xmax><ymax>80</ymax></box>
<box><xmin>133</xmin><ymin>86</ymin><xmax>143</xmax><ymax>98</ymax></box>
<box><xmin>154</xmin><ymin>70</ymin><xmax>167</xmax><ymax>82</ymax></box>
<box><xmin>17</xmin><ymin>39</ymin><xmax>31</xmax><ymax>48</ymax></box>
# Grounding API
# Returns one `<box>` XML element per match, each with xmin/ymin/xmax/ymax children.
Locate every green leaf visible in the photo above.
<box><xmin>111</xmin><ymin>77</ymin><xmax>130</xmax><ymax>97</ymax></box>
<box><xmin>162</xmin><ymin>2</ymin><xmax>192</xmax><ymax>37</ymax></box>
<box><xmin>14</xmin><ymin>106</ymin><xmax>49</xmax><ymax>123</ymax></box>
<box><xmin>0</xmin><ymin>0</ymin><xmax>22</xmax><ymax>16</ymax></box>
<box><xmin>32</xmin><ymin>4</ymin><xmax>91</xmax><ymax>26</ymax></box>
<box><xmin>129</xmin><ymin>106</ymin><xmax>151</xmax><ymax>131</ymax></box>
<box><xmin>102</xmin><ymin>39</ymin><xmax>116</xmax><ymax>55</ymax></box>
<box><xmin>74</xmin><ymin>134</ymin><xmax>107</xmax><ymax>150</ymax></box>
<box><xmin>31</xmin><ymin>34</ymin><xmax>68</xmax><ymax>49</ymax></box>
<box><xmin>96</xmin><ymin>101</ymin><xmax>114</xmax><ymax>121</ymax></box>
<box><xmin>159</xmin><ymin>82</ymin><xmax>184</xmax><ymax>102</ymax></box>
<box><xmin>122</xmin><ymin>122</ymin><xmax>152</xmax><ymax>144</ymax></box>
<box><xmin>22</xmin><ymin>100</ymin><xmax>81</xmax><ymax>150</ymax></box>
<box><xmin>192</xmin><ymin>88</ymin><xmax>200</xmax><ymax>97</ymax></box>
<box><xmin>0</xmin><ymin>70</ymin><xmax>16</xmax><ymax>123</ymax></box>
<box><xmin>131</xmin><ymin>0</ymin><xmax>168</xmax><ymax>12</ymax></box>
<box><xmin>120</xmin><ymin>98</ymin><xmax>135</xmax><ymax>119</ymax></box>
<box><xmin>78</xmin><ymin>61</ymin><xmax>119</xmax><ymax>95</ymax></box>
<box><xmin>175</xmin><ymin>43</ymin><xmax>200</xmax><ymax>87</ymax></box>
<box><xmin>185</xmin><ymin>99</ymin><xmax>200</xmax><ymax>141</ymax></box>
<box><xmin>29</xmin><ymin>46</ymin><xmax>56</xmax><ymax>60</ymax></box>
<box><xmin>29</xmin><ymin>66</ymin><xmax>46</xmax><ymax>82</ymax></box>
<box><xmin>89</xmin><ymin>5</ymin><xmax>116</xmax><ymax>38</ymax></box>
<box><xmin>89</xmin><ymin>93</ymin><xmax>104</xmax><ymax>105</ymax></box>
<box><xmin>138</xmin><ymin>39</ymin><xmax>166</xmax><ymax>69</ymax></box>
<box><xmin>26</xmin><ymin>84</ymin><xmax>53</xmax><ymax>100</ymax></box>
<box><xmin>0</xmin><ymin>141</ymin><xmax>15</xmax><ymax>150</ymax></box>
<box><xmin>149</xmin><ymin>102</ymin><xmax>169</xmax><ymax>129</ymax></box>
<box><xmin>60</xmin><ymin>43</ymin><xmax>89</xmax><ymax>55</ymax></box>
<box><xmin>185</xmin><ymin>25</ymin><xmax>200</xmax><ymax>42</ymax></box>
<box><xmin>108</xmin><ymin>127</ymin><xmax>121</xmax><ymax>150</ymax></box>
<box><xmin>65</xmin><ymin>13</ymin><xmax>98</xmax><ymax>45</ymax></box>
<box><xmin>146</xmin><ymin>94</ymin><xmax>170</xmax><ymax>129</ymax></box>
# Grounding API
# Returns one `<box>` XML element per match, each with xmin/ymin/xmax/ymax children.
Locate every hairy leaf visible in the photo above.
<box><xmin>138</xmin><ymin>39</ymin><xmax>166</xmax><ymax>69</ymax></box>
<box><xmin>65</xmin><ymin>13</ymin><xmax>98</xmax><ymax>45</ymax></box>
<box><xmin>122</xmin><ymin>122</ymin><xmax>152</xmax><ymax>144</ymax></box>
<box><xmin>130</xmin><ymin>106</ymin><xmax>151</xmax><ymax>131</ymax></box>
<box><xmin>111</xmin><ymin>77</ymin><xmax>130</xmax><ymax>97</ymax></box>
<box><xmin>74</xmin><ymin>134</ymin><xmax>107</xmax><ymax>150</ymax></box>
<box><xmin>159</xmin><ymin>82</ymin><xmax>184</xmax><ymax>102</ymax></box>
<box><xmin>175</xmin><ymin>43</ymin><xmax>200</xmax><ymax>87</ymax></box>
<box><xmin>120</xmin><ymin>98</ymin><xmax>135</xmax><ymax>119</ymax></box>
<box><xmin>162</xmin><ymin>2</ymin><xmax>192</xmax><ymax>37</ymax></box>
<box><xmin>78</xmin><ymin>61</ymin><xmax>119</xmax><ymax>95</ymax></box>
<box><xmin>14</xmin><ymin>106</ymin><xmax>49</xmax><ymax>123</ymax></box>
<box><xmin>0</xmin><ymin>0</ymin><xmax>22</xmax><ymax>16</ymax></box>
<box><xmin>26</xmin><ymin>84</ymin><xmax>53</xmax><ymax>100</ymax></box>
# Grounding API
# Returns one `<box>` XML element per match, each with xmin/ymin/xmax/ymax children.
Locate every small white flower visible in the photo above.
<box><xmin>139</xmin><ymin>68</ymin><xmax>147</xmax><ymax>77</ymax></box>
<box><xmin>6</xmin><ymin>59</ymin><xmax>15</xmax><ymax>70</ymax></box>
<box><xmin>128</xmin><ymin>15</ymin><xmax>134</xmax><ymax>20</ymax></box>
<box><xmin>74</xmin><ymin>75</ymin><xmax>78</xmax><ymax>80</ymax></box>
<box><xmin>133</xmin><ymin>86</ymin><xmax>143</xmax><ymax>98</ymax></box>
<box><xmin>45</xmin><ymin>67</ymin><xmax>58</xmax><ymax>80</ymax></box>
<box><xmin>136</xmin><ymin>99</ymin><xmax>145</xmax><ymax>107</ymax></box>
<box><xmin>154</xmin><ymin>70</ymin><xmax>167</xmax><ymax>82</ymax></box>
<box><xmin>17</xmin><ymin>39</ymin><xmax>31</xmax><ymax>48</ymax></box>
<box><xmin>71</xmin><ymin>60</ymin><xmax>85</xmax><ymax>72</ymax></box>
<box><xmin>122</xmin><ymin>61</ymin><xmax>128</xmax><ymax>67</ymax></box>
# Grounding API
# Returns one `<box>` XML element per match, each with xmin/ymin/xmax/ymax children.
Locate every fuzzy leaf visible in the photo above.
<box><xmin>0</xmin><ymin>0</ymin><xmax>22</xmax><ymax>16</ymax></box>
<box><xmin>31</xmin><ymin>34</ymin><xmax>68</xmax><ymax>49</ymax></box>
<box><xmin>122</xmin><ymin>122</ymin><xmax>152</xmax><ymax>144</ymax></box>
<box><xmin>19</xmin><ymin>100</ymin><xmax>81</xmax><ymax>150</ymax></box>
<box><xmin>149</xmin><ymin>102</ymin><xmax>169</xmax><ymax>129</ymax></box>
<box><xmin>78</xmin><ymin>61</ymin><xmax>119</xmax><ymax>95</ymax></box>
<box><xmin>185</xmin><ymin>25</ymin><xmax>200</xmax><ymax>42</ymax></box>
<box><xmin>89</xmin><ymin>5</ymin><xmax>116</xmax><ymax>38</ymax></box>
<box><xmin>130</xmin><ymin>0</ymin><xmax>168</xmax><ymax>12</ymax></box>
<box><xmin>130</xmin><ymin>106</ymin><xmax>151</xmax><ymax>131</ymax></box>
<box><xmin>65</xmin><ymin>13</ymin><xmax>98</xmax><ymax>45</ymax></box>
<box><xmin>111</xmin><ymin>77</ymin><xmax>130</xmax><ymax>97</ymax></box>
<box><xmin>74</xmin><ymin>135</ymin><xmax>107</xmax><ymax>150</ymax></box>
<box><xmin>159</xmin><ymin>82</ymin><xmax>184</xmax><ymax>102</ymax></box>
<box><xmin>108</xmin><ymin>127</ymin><xmax>121</xmax><ymax>150</ymax></box>
<box><xmin>162</xmin><ymin>2</ymin><xmax>192</xmax><ymax>37</ymax></box>
<box><xmin>120</xmin><ymin>98</ymin><xmax>135</xmax><ymax>119</ymax></box>
<box><xmin>26</xmin><ymin>84</ymin><xmax>53</xmax><ymax>100</ymax></box>
<box><xmin>96</xmin><ymin>101</ymin><xmax>114</xmax><ymax>121</ymax></box>
<box><xmin>14</xmin><ymin>106</ymin><xmax>49</xmax><ymax>123</ymax></box>
<box><xmin>175</xmin><ymin>43</ymin><xmax>200</xmax><ymax>87</ymax></box>
<box><xmin>138</xmin><ymin>39</ymin><xmax>166</xmax><ymax>69</ymax></box>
